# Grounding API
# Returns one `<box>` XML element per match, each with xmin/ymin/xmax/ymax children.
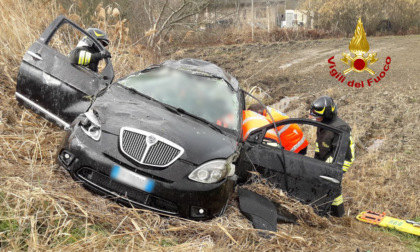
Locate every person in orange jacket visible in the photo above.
<box><xmin>242</xmin><ymin>110</ymin><xmax>275</xmax><ymax>140</ymax></box>
<box><xmin>243</xmin><ymin>104</ymin><xmax>308</xmax><ymax>155</ymax></box>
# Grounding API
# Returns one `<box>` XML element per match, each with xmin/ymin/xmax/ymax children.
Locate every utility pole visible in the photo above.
<box><xmin>285</xmin><ymin>0</ymin><xmax>287</xmax><ymax>27</ymax></box>
<box><xmin>251</xmin><ymin>0</ymin><xmax>254</xmax><ymax>41</ymax></box>
<box><xmin>267</xmin><ymin>4</ymin><xmax>270</xmax><ymax>33</ymax></box>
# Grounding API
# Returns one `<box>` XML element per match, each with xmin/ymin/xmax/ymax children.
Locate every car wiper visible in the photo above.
<box><xmin>175</xmin><ymin>107</ymin><xmax>226</xmax><ymax>135</ymax></box>
<box><xmin>161</xmin><ymin>103</ymin><xmax>181</xmax><ymax>115</ymax></box>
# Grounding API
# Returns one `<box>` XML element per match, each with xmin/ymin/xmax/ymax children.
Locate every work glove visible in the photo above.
<box><xmin>100</xmin><ymin>49</ymin><xmax>112</xmax><ymax>59</ymax></box>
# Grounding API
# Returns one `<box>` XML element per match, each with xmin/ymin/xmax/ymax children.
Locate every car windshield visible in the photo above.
<box><xmin>118</xmin><ymin>67</ymin><xmax>240</xmax><ymax>132</ymax></box>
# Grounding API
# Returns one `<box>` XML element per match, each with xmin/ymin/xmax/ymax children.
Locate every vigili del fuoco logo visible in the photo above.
<box><xmin>328</xmin><ymin>18</ymin><xmax>391</xmax><ymax>88</ymax></box>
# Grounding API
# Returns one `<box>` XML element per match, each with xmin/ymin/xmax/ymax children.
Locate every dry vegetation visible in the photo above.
<box><xmin>177</xmin><ymin>26</ymin><xmax>342</xmax><ymax>48</ymax></box>
<box><xmin>301</xmin><ymin>0</ymin><xmax>420</xmax><ymax>36</ymax></box>
<box><xmin>162</xmin><ymin>0</ymin><xmax>420</xmax><ymax>51</ymax></box>
<box><xmin>0</xmin><ymin>0</ymin><xmax>419</xmax><ymax>251</ymax></box>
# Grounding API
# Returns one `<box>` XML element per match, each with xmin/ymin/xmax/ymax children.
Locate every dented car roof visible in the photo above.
<box><xmin>161</xmin><ymin>58</ymin><xmax>239</xmax><ymax>91</ymax></box>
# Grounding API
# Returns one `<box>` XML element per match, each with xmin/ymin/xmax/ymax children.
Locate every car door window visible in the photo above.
<box><xmin>48</xmin><ymin>22</ymin><xmax>81</xmax><ymax>56</ymax></box>
<box><xmin>47</xmin><ymin>23</ymin><xmax>107</xmax><ymax>75</ymax></box>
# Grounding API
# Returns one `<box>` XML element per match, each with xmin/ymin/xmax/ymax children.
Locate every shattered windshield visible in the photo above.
<box><xmin>119</xmin><ymin>67</ymin><xmax>240</xmax><ymax>132</ymax></box>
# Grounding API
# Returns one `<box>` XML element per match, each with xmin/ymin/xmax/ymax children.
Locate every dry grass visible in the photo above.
<box><xmin>176</xmin><ymin>26</ymin><xmax>342</xmax><ymax>49</ymax></box>
<box><xmin>301</xmin><ymin>0</ymin><xmax>420</xmax><ymax>36</ymax></box>
<box><xmin>0</xmin><ymin>0</ymin><xmax>419</xmax><ymax>251</ymax></box>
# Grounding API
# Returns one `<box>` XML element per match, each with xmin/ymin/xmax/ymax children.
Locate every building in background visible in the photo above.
<box><xmin>283</xmin><ymin>9</ymin><xmax>314</xmax><ymax>28</ymax></box>
<box><xmin>201</xmin><ymin>0</ymin><xmax>314</xmax><ymax>31</ymax></box>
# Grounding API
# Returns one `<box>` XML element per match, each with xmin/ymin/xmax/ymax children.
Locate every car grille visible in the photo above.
<box><xmin>76</xmin><ymin>167</ymin><xmax>179</xmax><ymax>214</ymax></box>
<box><xmin>121</xmin><ymin>131</ymin><xmax>147</xmax><ymax>161</ymax></box>
<box><xmin>120</xmin><ymin>127</ymin><xmax>184</xmax><ymax>167</ymax></box>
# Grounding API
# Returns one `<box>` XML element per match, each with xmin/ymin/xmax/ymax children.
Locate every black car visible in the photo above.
<box><xmin>16</xmin><ymin>16</ymin><xmax>349</xmax><ymax>220</ymax></box>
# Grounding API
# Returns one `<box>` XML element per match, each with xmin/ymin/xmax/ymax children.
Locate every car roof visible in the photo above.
<box><xmin>161</xmin><ymin>58</ymin><xmax>239</xmax><ymax>91</ymax></box>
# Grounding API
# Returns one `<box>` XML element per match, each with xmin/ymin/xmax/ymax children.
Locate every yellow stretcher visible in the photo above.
<box><xmin>356</xmin><ymin>211</ymin><xmax>420</xmax><ymax>236</ymax></box>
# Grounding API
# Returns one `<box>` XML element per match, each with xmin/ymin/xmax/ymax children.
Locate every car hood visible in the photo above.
<box><xmin>91</xmin><ymin>84</ymin><xmax>239</xmax><ymax>165</ymax></box>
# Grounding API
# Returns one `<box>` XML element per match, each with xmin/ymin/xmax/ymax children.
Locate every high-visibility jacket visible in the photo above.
<box><xmin>263</xmin><ymin>107</ymin><xmax>309</xmax><ymax>153</ymax></box>
<box><xmin>242</xmin><ymin>109</ymin><xmax>308</xmax><ymax>153</ymax></box>
<box><xmin>242</xmin><ymin>110</ymin><xmax>272</xmax><ymax>140</ymax></box>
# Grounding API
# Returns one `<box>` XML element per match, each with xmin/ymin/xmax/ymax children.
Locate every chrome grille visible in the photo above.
<box><xmin>143</xmin><ymin>141</ymin><xmax>181</xmax><ymax>166</ymax></box>
<box><xmin>119</xmin><ymin>127</ymin><xmax>184</xmax><ymax>167</ymax></box>
<box><xmin>121</xmin><ymin>131</ymin><xmax>147</xmax><ymax>161</ymax></box>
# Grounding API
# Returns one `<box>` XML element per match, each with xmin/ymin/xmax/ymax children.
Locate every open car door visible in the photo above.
<box><xmin>16</xmin><ymin>15</ymin><xmax>114</xmax><ymax>129</ymax></box>
<box><xmin>236</xmin><ymin>118</ymin><xmax>350</xmax><ymax>216</ymax></box>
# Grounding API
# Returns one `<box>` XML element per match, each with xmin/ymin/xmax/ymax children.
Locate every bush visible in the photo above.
<box><xmin>301</xmin><ymin>0</ymin><xmax>420</xmax><ymax>36</ymax></box>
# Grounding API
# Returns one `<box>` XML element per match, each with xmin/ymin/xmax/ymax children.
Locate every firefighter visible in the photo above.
<box><xmin>69</xmin><ymin>28</ymin><xmax>111</xmax><ymax>72</ymax></box>
<box><xmin>247</xmin><ymin>104</ymin><xmax>308</xmax><ymax>155</ymax></box>
<box><xmin>309</xmin><ymin>96</ymin><xmax>355</xmax><ymax>217</ymax></box>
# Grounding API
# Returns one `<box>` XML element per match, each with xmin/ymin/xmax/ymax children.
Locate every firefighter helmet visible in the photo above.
<box><xmin>310</xmin><ymin>96</ymin><xmax>337</xmax><ymax>120</ymax></box>
<box><xmin>86</xmin><ymin>28</ymin><xmax>109</xmax><ymax>47</ymax></box>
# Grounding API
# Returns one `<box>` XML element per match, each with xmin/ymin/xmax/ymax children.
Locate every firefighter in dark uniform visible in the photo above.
<box><xmin>309</xmin><ymin>96</ymin><xmax>355</xmax><ymax>217</ymax></box>
<box><xmin>69</xmin><ymin>28</ymin><xmax>111</xmax><ymax>72</ymax></box>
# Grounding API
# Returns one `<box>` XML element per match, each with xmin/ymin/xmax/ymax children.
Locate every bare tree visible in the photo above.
<box><xmin>141</xmin><ymin>0</ymin><xmax>211</xmax><ymax>51</ymax></box>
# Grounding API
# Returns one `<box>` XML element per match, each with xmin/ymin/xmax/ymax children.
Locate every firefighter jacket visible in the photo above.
<box><xmin>315</xmin><ymin>115</ymin><xmax>355</xmax><ymax>172</ymax></box>
<box><xmin>263</xmin><ymin>107</ymin><xmax>309</xmax><ymax>153</ymax></box>
<box><xmin>69</xmin><ymin>45</ymin><xmax>103</xmax><ymax>72</ymax></box>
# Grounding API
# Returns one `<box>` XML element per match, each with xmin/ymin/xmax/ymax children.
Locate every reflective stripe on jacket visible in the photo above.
<box><xmin>263</xmin><ymin>107</ymin><xmax>308</xmax><ymax>153</ymax></box>
<box><xmin>69</xmin><ymin>46</ymin><xmax>102</xmax><ymax>72</ymax></box>
<box><xmin>242</xmin><ymin>110</ymin><xmax>270</xmax><ymax>140</ymax></box>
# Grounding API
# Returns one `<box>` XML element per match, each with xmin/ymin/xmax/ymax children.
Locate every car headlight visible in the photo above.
<box><xmin>80</xmin><ymin>110</ymin><xmax>101</xmax><ymax>141</ymax></box>
<box><xmin>188</xmin><ymin>159</ymin><xmax>235</xmax><ymax>184</ymax></box>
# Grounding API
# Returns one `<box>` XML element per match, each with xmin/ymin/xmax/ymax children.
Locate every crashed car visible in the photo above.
<box><xmin>16</xmin><ymin>16</ymin><xmax>349</xmax><ymax>220</ymax></box>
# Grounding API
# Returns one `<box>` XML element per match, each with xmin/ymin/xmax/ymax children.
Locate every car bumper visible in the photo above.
<box><xmin>57</xmin><ymin>128</ymin><xmax>236</xmax><ymax>220</ymax></box>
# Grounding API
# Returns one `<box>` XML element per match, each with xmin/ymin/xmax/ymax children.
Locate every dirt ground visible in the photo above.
<box><xmin>1</xmin><ymin>35</ymin><xmax>419</xmax><ymax>251</ymax></box>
